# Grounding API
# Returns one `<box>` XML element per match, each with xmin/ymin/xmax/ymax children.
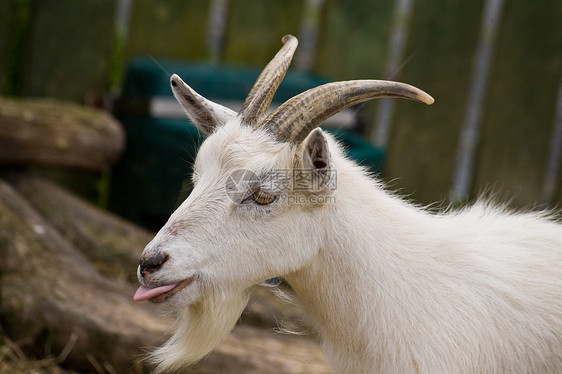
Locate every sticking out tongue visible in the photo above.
<box><xmin>134</xmin><ymin>283</ymin><xmax>177</xmax><ymax>302</ymax></box>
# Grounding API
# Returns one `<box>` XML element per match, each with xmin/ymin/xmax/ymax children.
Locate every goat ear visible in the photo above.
<box><xmin>301</xmin><ymin>129</ymin><xmax>335</xmax><ymax>193</ymax></box>
<box><xmin>303</xmin><ymin>128</ymin><xmax>332</xmax><ymax>169</ymax></box>
<box><xmin>171</xmin><ymin>74</ymin><xmax>236</xmax><ymax>135</ymax></box>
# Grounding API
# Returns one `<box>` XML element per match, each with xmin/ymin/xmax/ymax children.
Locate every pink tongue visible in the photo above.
<box><xmin>134</xmin><ymin>283</ymin><xmax>177</xmax><ymax>302</ymax></box>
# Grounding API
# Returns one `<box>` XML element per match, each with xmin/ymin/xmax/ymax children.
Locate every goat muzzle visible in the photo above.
<box><xmin>139</xmin><ymin>252</ymin><xmax>169</xmax><ymax>279</ymax></box>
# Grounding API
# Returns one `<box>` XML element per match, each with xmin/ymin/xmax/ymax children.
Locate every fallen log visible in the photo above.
<box><xmin>0</xmin><ymin>98</ymin><xmax>124</xmax><ymax>171</ymax></box>
<box><xmin>0</xmin><ymin>178</ymin><xmax>166</xmax><ymax>372</ymax></box>
<box><xmin>7</xmin><ymin>172</ymin><xmax>152</xmax><ymax>282</ymax></box>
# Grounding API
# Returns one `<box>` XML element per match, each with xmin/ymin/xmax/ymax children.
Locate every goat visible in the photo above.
<box><xmin>134</xmin><ymin>35</ymin><xmax>562</xmax><ymax>373</ymax></box>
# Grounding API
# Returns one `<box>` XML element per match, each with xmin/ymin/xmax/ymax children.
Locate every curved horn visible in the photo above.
<box><xmin>238</xmin><ymin>35</ymin><xmax>298</xmax><ymax>126</ymax></box>
<box><xmin>258</xmin><ymin>80</ymin><xmax>434</xmax><ymax>144</ymax></box>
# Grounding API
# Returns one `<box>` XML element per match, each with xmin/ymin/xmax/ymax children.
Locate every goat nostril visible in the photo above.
<box><xmin>139</xmin><ymin>253</ymin><xmax>169</xmax><ymax>275</ymax></box>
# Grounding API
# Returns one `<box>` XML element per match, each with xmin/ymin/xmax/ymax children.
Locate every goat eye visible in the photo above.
<box><xmin>252</xmin><ymin>190</ymin><xmax>276</xmax><ymax>205</ymax></box>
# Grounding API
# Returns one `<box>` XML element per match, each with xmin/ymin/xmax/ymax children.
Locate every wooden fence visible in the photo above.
<box><xmin>2</xmin><ymin>0</ymin><xmax>562</xmax><ymax>208</ymax></box>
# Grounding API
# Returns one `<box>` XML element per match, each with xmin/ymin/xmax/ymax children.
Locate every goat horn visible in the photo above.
<box><xmin>258</xmin><ymin>80</ymin><xmax>434</xmax><ymax>144</ymax></box>
<box><xmin>239</xmin><ymin>35</ymin><xmax>298</xmax><ymax>126</ymax></box>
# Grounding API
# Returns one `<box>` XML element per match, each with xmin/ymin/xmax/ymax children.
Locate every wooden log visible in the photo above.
<box><xmin>0</xmin><ymin>178</ymin><xmax>331</xmax><ymax>373</ymax></box>
<box><xmin>0</xmin><ymin>97</ymin><xmax>125</xmax><ymax>170</ymax></box>
<box><xmin>0</xmin><ymin>178</ymin><xmax>167</xmax><ymax>373</ymax></box>
<box><xmin>7</xmin><ymin>172</ymin><xmax>152</xmax><ymax>282</ymax></box>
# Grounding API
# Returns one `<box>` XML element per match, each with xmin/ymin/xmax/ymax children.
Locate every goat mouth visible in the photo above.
<box><xmin>134</xmin><ymin>276</ymin><xmax>196</xmax><ymax>303</ymax></box>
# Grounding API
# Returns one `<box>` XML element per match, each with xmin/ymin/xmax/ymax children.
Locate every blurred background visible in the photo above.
<box><xmin>2</xmin><ymin>0</ymin><xmax>562</xmax><ymax>215</ymax></box>
<box><xmin>1</xmin><ymin>0</ymin><xmax>562</xmax><ymax>373</ymax></box>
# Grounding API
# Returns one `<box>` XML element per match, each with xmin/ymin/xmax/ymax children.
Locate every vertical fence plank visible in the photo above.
<box><xmin>207</xmin><ymin>0</ymin><xmax>231</xmax><ymax>65</ymax></box>
<box><xmin>472</xmin><ymin>0</ymin><xmax>562</xmax><ymax>207</ymax></box>
<box><xmin>541</xmin><ymin>71</ymin><xmax>562</xmax><ymax>206</ymax></box>
<box><xmin>295</xmin><ymin>0</ymin><xmax>326</xmax><ymax>72</ymax></box>
<box><xmin>223</xmin><ymin>0</ymin><xmax>302</xmax><ymax>67</ymax></box>
<box><xmin>314</xmin><ymin>0</ymin><xmax>392</xmax><ymax>80</ymax></box>
<box><xmin>450</xmin><ymin>0</ymin><xmax>506</xmax><ymax>205</ymax></box>
<box><xmin>20</xmin><ymin>0</ymin><xmax>116</xmax><ymax>101</ymax></box>
<box><xmin>371</xmin><ymin>0</ymin><xmax>416</xmax><ymax>148</ymax></box>
<box><xmin>126</xmin><ymin>0</ymin><xmax>209</xmax><ymax>62</ymax></box>
<box><xmin>0</xmin><ymin>0</ymin><xmax>33</xmax><ymax>96</ymax></box>
<box><xmin>384</xmin><ymin>0</ymin><xmax>484</xmax><ymax>205</ymax></box>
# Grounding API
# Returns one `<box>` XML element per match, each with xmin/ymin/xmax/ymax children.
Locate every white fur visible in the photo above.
<box><xmin>140</xmin><ymin>116</ymin><xmax>562</xmax><ymax>373</ymax></box>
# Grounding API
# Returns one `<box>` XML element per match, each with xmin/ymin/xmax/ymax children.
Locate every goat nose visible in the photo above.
<box><xmin>139</xmin><ymin>252</ymin><xmax>169</xmax><ymax>277</ymax></box>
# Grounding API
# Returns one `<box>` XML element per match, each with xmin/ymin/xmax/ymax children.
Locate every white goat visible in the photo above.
<box><xmin>134</xmin><ymin>35</ymin><xmax>562</xmax><ymax>373</ymax></box>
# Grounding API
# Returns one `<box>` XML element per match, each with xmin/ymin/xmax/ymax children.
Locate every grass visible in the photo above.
<box><xmin>0</xmin><ymin>334</ymin><xmax>78</xmax><ymax>374</ymax></box>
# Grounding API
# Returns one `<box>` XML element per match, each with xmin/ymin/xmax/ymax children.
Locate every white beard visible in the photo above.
<box><xmin>149</xmin><ymin>287</ymin><xmax>251</xmax><ymax>373</ymax></box>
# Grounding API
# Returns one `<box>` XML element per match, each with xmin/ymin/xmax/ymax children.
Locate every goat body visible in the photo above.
<box><xmin>286</xmin><ymin>146</ymin><xmax>562</xmax><ymax>373</ymax></box>
<box><xmin>134</xmin><ymin>36</ymin><xmax>562</xmax><ymax>373</ymax></box>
